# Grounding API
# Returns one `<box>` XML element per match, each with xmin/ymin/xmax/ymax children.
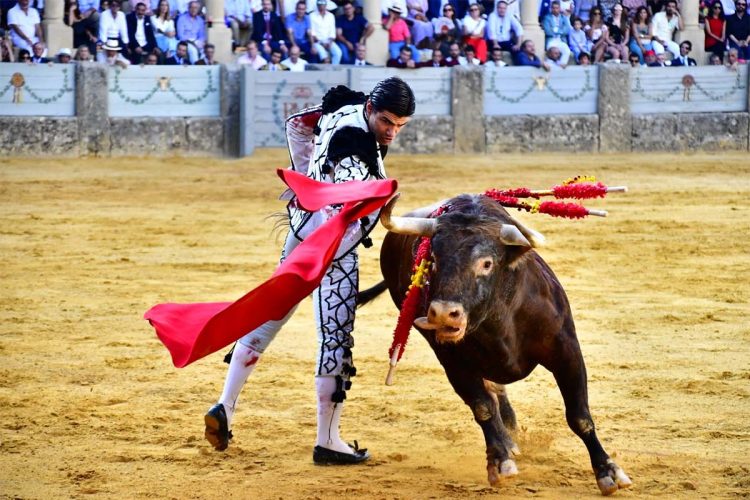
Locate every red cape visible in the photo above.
<box><xmin>144</xmin><ymin>169</ymin><xmax>397</xmax><ymax>368</ymax></box>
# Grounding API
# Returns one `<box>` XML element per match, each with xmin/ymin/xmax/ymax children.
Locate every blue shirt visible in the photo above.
<box><xmin>335</xmin><ymin>14</ymin><xmax>368</xmax><ymax>45</ymax></box>
<box><xmin>176</xmin><ymin>12</ymin><xmax>206</xmax><ymax>42</ymax></box>
<box><xmin>78</xmin><ymin>0</ymin><xmax>99</xmax><ymax>12</ymax></box>
<box><xmin>285</xmin><ymin>13</ymin><xmax>310</xmax><ymax>43</ymax></box>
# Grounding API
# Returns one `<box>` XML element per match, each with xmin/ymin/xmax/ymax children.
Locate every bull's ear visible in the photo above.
<box><xmin>499</xmin><ymin>224</ymin><xmax>531</xmax><ymax>247</ymax></box>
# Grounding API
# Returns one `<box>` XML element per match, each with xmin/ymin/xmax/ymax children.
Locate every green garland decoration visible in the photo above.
<box><xmin>2</xmin><ymin>68</ymin><xmax>74</xmax><ymax>103</ymax></box>
<box><xmin>632</xmin><ymin>70</ymin><xmax>744</xmax><ymax>103</ymax></box>
<box><xmin>110</xmin><ymin>68</ymin><xmax>218</xmax><ymax>105</ymax></box>
<box><xmin>486</xmin><ymin>68</ymin><xmax>594</xmax><ymax>104</ymax></box>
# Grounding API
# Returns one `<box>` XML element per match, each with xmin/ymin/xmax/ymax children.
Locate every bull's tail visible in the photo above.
<box><xmin>356</xmin><ymin>280</ymin><xmax>388</xmax><ymax>307</ymax></box>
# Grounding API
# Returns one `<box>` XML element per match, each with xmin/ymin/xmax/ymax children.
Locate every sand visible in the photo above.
<box><xmin>1</xmin><ymin>151</ymin><xmax>748</xmax><ymax>499</ymax></box>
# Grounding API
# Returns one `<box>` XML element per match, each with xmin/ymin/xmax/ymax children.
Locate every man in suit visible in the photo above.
<box><xmin>30</xmin><ymin>41</ymin><xmax>50</xmax><ymax>63</ymax></box>
<box><xmin>386</xmin><ymin>45</ymin><xmax>416</xmax><ymax>67</ymax></box>
<box><xmin>418</xmin><ymin>48</ymin><xmax>447</xmax><ymax>67</ymax></box>
<box><xmin>252</xmin><ymin>0</ymin><xmax>288</xmax><ymax>59</ymax></box>
<box><xmin>669</xmin><ymin>41</ymin><xmax>697</xmax><ymax>66</ymax></box>
<box><xmin>165</xmin><ymin>40</ymin><xmax>191</xmax><ymax>64</ymax></box>
<box><xmin>351</xmin><ymin>43</ymin><xmax>372</xmax><ymax>66</ymax></box>
<box><xmin>127</xmin><ymin>1</ymin><xmax>157</xmax><ymax>64</ymax></box>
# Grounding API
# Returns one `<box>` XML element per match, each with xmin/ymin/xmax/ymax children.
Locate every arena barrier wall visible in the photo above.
<box><xmin>1</xmin><ymin>64</ymin><xmax>748</xmax><ymax>156</ymax></box>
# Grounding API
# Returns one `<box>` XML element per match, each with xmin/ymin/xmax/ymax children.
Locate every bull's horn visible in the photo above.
<box><xmin>506</xmin><ymin>214</ymin><xmax>546</xmax><ymax>247</ymax></box>
<box><xmin>500</xmin><ymin>224</ymin><xmax>531</xmax><ymax>247</ymax></box>
<box><xmin>380</xmin><ymin>194</ymin><xmax>438</xmax><ymax>236</ymax></box>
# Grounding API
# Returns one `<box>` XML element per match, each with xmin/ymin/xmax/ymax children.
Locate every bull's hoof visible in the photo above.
<box><xmin>596</xmin><ymin>459</ymin><xmax>632</xmax><ymax>496</ymax></box>
<box><xmin>487</xmin><ymin>458</ymin><xmax>518</xmax><ymax>487</ymax></box>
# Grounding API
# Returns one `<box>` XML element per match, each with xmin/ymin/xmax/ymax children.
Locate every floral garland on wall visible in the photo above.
<box><xmin>109</xmin><ymin>68</ymin><xmax>218</xmax><ymax>106</ymax></box>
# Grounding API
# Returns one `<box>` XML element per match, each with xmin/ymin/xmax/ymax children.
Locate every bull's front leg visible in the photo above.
<box><xmin>546</xmin><ymin>331</ymin><xmax>633</xmax><ymax>496</ymax></box>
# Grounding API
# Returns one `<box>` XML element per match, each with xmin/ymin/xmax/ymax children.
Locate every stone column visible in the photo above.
<box><xmin>43</xmin><ymin>0</ymin><xmax>72</xmax><ymax>55</ymax></box>
<box><xmin>205</xmin><ymin>0</ymin><xmax>234</xmax><ymax>63</ymax></box>
<box><xmin>76</xmin><ymin>62</ymin><xmax>111</xmax><ymax>155</ymax></box>
<box><xmin>598</xmin><ymin>64</ymin><xmax>631</xmax><ymax>153</ymax></box>
<box><xmin>452</xmin><ymin>66</ymin><xmax>485</xmax><ymax>153</ymax></box>
<box><xmin>677</xmin><ymin>0</ymin><xmax>705</xmax><ymax>65</ymax></box>
<box><xmin>363</xmin><ymin>0</ymin><xmax>388</xmax><ymax>65</ymax></box>
<box><xmin>520</xmin><ymin>0</ymin><xmax>544</xmax><ymax>56</ymax></box>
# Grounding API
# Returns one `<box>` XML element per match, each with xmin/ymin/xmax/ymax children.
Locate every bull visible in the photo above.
<box><xmin>361</xmin><ymin>193</ymin><xmax>632</xmax><ymax>495</ymax></box>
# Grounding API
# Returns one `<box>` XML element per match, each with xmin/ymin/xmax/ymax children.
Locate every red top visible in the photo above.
<box><xmin>705</xmin><ymin>17</ymin><xmax>725</xmax><ymax>49</ymax></box>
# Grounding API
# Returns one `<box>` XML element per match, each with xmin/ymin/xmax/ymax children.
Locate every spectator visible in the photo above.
<box><xmin>0</xmin><ymin>28</ymin><xmax>14</xmax><ymax>61</ymax></box>
<box><xmin>629</xmin><ymin>6</ymin><xmax>653</xmax><ymax>62</ymax></box>
<box><xmin>18</xmin><ymin>48</ymin><xmax>32</xmax><ymax>62</ymax></box>
<box><xmin>709</xmin><ymin>52</ymin><xmax>723</xmax><ymax>63</ymax></box>
<box><xmin>587</xmin><ymin>6</ymin><xmax>609</xmax><ymax>62</ymax></box>
<box><xmin>310</xmin><ymin>0</ymin><xmax>340</xmax><ymax>63</ymax></box>
<box><xmin>252</xmin><ymin>0</ymin><xmax>287</xmax><ymax>58</ymax></box>
<box><xmin>462</xmin><ymin>2</ymin><xmax>487</xmax><ymax>62</ymax></box>
<box><xmin>281</xmin><ymin>43</ymin><xmax>307</xmax><ymax>70</ymax></box>
<box><xmin>259</xmin><ymin>47</ymin><xmax>288</xmax><ymax>69</ymax></box>
<box><xmin>173</xmin><ymin>0</ymin><xmax>190</xmax><ymax>17</ymax></box>
<box><xmin>177</xmin><ymin>0</ymin><xmax>206</xmax><ymax>63</ymax></box>
<box><xmin>726</xmin><ymin>46</ymin><xmax>740</xmax><ymax>67</ymax></box>
<box><xmin>559</xmin><ymin>0</ymin><xmax>574</xmax><ymax>18</ymax></box>
<box><xmin>575</xmin><ymin>0</ymin><xmax>596</xmax><ymax>22</ymax></box>
<box><xmin>459</xmin><ymin>44</ymin><xmax>481</xmax><ymax>64</ymax></box>
<box><xmin>8</xmin><ymin>0</ymin><xmax>42</xmax><ymax>53</ymax></box>
<box><xmin>387</xmin><ymin>44</ymin><xmax>417</xmax><ymax>66</ymax></box>
<box><xmin>568</xmin><ymin>16</ymin><xmax>591</xmax><ymax>61</ymax></box>
<box><xmin>153</xmin><ymin>0</ymin><xmax>178</xmax><ymax>56</ymax></box>
<box><xmin>286</xmin><ymin>0</ymin><xmax>313</xmax><ymax>59</ymax></box>
<box><xmin>647</xmin><ymin>0</ymin><xmax>665</xmax><ymax>15</ymax></box>
<box><xmin>444</xmin><ymin>40</ymin><xmax>461</xmax><ymax>65</ymax></box>
<box><xmin>650</xmin><ymin>0</ymin><xmax>682</xmax><ymax>59</ymax></box>
<box><xmin>66</xmin><ymin>0</ymin><xmax>98</xmax><ymax>55</ymax></box>
<box><xmin>237</xmin><ymin>39</ymin><xmax>266</xmax><ymax>68</ymax></box>
<box><xmin>406</xmin><ymin>0</ymin><xmax>434</xmax><ymax>48</ymax></box>
<box><xmin>719</xmin><ymin>0</ymin><xmax>736</xmax><ymax>15</ymax></box>
<box><xmin>668</xmin><ymin>40</ymin><xmax>696</xmax><ymax>65</ymax></box>
<box><xmin>487</xmin><ymin>1</ymin><xmax>523</xmax><ymax>54</ymax></box>
<box><xmin>605</xmin><ymin>4</ymin><xmax>629</xmax><ymax>62</ymax></box>
<box><xmin>599</xmin><ymin>0</ymin><xmax>619</xmax><ymax>20</ymax></box>
<box><xmin>57</xmin><ymin>47</ymin><xmax>73</xmax><ymax>62</ymax></box>
<box><xmin>351</xmin><ymin>42</ymin><xmax>372</xmax><ymax>65</ymax></box>
<box><xmin>516</xmin><ymin>39</ymin><xmax>551</xmax><ymax>70</ymax></box>
<box><xmin>655</xmin><ymin>50</ymin><xmax>669</xmax><ymax>65</ymax></box>
<box><xmin>486</xmin><ymin>45</ymin><xmax>507</xmax><ymax>66</ymax></box>
<box><xmin>225</xmin><ymin>0</ymin><xmax>251</xmax><ymax>48</ymax></box>
<box><xmin>127</xmin><ymin>2</ymin><xmax>157</xmax><ymax>63</ymax></box>
<box><xmin>419</xmin><ymin>47</ymin><xmax>447</xmax><ymax>66</ymax></box>
<box><xmin>623</xmin><ymin>0</ymin><xmax>647</xmax><ymax>21</ymax></box>
<box><xmin>384</xmin><ymin>5</ymin><xmax>418</xmax><ymax>62</ymax></box>
<box><xmin>578</xmin><ymin>51</ymin><xmax>592</xmax><ymax>64</ymax></box>
<box><xmin>98</xmin><ymin>37</ymin><xmax>130</xmax><ymax>66</ymax></box>
<box><xmin>77</xmin><ymin>0</ymin><xmax>101</xmax><ymax>25</ymax></box>
<box><xmin>705</xmin><ymin>0</ymin><xmax>727</xmax><ymax>62</ymax></box>
<box><xmin>195</xmin><ymin>42</ymin><xmax>217</xmax><ymax>63</ymax></box>
<box><xmin>543</xmin><ymin>1</ymin><xmax>572</xmax><ymax>65</ymax></box>
<box><xmin>628</xmin><ymin>51</ymin><xmax>642</xmax><ymax>65</ymax></box>
<box><xmin>74</xmin><ymin>43</ymin><xmax>93</xmax><ymax>61</ymax></box>
<box><xmin>726</xmin><ymin>0</ymin><xmax>750</xmax><ymax>60</ymax></box>
<box><xmin>99</xmin><ymin>0</ymin><xmax>129</xmax><ymax>51</ymax></box>
<box><xmin>165</xmin><ymin>39</ymin><xmax>190</xmax><ymax>63</ymax></box>
<box><xmin>336</xmin><ymin>0</ymin><xmax>372</xmax><ymax>64</ymax></box>
<box><xmin>432</xmin><ymin>3</ymin><xmax>461</xmax><ymax>56</ymax></box>
<box><xmin>546</xmin><ymin>45</ymin><xmax>566</xmax><ymax>68</ymax></box>
<box><xmin>30</xmin><ymin>41</ymin><xmax>50</xmax><ymax>62</ymax></box>
<box><xmin>144</xmin><ymin>50</ymin><xmax>159</xmax><ymax>63</ymax></box>
<box><xmin>643</xmin><ymin>47</ymin><xmax>660</xmax><ymax>64</ymax></box>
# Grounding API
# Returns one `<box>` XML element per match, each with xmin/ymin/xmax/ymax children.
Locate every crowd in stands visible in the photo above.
<box><xmin>1</xmin><ymin>0</ymin><xmax>748</xmax><ymax>70</ymax></box>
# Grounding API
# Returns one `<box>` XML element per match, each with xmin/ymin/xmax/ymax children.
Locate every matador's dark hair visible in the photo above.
<box><xmin>369</xmin><ymin>76</ymin><xmax>416</xmax><ymax>118</ymax></box>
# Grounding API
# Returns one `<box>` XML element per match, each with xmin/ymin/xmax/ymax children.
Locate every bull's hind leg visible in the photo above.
<box><xmin>545</xmin><ymin>331</ymin><xmax>632</xmax><ymax>496</ymax></box>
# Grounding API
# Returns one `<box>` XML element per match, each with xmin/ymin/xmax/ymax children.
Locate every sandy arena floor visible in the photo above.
<box><xmin>1</xmin><ymin>151</ymin><xmax>749</xmax><ymax>499</ymax></box>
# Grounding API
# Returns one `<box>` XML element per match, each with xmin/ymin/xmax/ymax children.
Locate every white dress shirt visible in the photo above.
<box><xmin>99</xmin><ymin>9</ymin><xmax>129</xmax><ymax>44</ymax></box>
<box><xmin>7</xmin><ymin>4</ymin><xmax>41</xmax><ymax>52</ymax></box>
<box><xmin>310</xmin><ymin>10</ymin><xmax>336</xmax><ymax>43</ymax></box>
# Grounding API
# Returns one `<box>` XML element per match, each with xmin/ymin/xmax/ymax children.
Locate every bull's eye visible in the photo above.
<box><xmin>474</xmin><ymin>257</ymin><xmax>494</xmax><ymax>276</ymax></box>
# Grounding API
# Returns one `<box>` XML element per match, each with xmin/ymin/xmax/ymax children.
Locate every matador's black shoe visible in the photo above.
<box><xmin>313</xmin><ymin>441</ymin><xmax>370</xmax><ymax>465</ymax></box>
<box><xmin>204</xmin><ymin>403</ymin><xmax>233</xmax><ymax>451</ymax></box>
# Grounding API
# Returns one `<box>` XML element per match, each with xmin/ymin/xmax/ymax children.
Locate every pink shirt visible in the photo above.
<box><xmin>388</xmin><ymin>18</ymin><xmax>410</xmax><ymax>42</ymax></box>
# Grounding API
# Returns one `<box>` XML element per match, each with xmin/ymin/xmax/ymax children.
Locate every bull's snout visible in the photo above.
<box><xmin>414</xmin><ymin>300</ymin><xmax>468</xmax><ymax>344</ymax></box>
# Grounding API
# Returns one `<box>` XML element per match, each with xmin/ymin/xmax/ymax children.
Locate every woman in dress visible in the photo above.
<box><xmin>153</xmin><ymin>0</ymin><xmax>178</xmax><ymax>57</ymax></box>
<box><xmin>587</xmin><ymin>6</ymin><xmax>609</xmax><ymax>62</ymax></box>
<box><xmin>704</xmin><ymin>0</ymin><xmax>726</xmax><ymax>62</ymax></box>
<box><xmin>605</xmin><ymin>3</ymin><xmax>630</xmax><ymax>61</ymax></box>
<box><xmin>462</xmin><ymin>2</ymin><xmax>487</xmax><ymax>62</ymax></box>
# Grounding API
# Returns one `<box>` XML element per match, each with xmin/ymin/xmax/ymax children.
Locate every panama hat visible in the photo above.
<box><xmin>102</xmin><ymin>38</ymin><xmax>122</xmax><ymax>51</ymax></box>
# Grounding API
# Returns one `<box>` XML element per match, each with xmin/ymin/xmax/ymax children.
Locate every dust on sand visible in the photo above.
<box><xmin>1</xmin><ymin>152</ymin><xmax>748</xmax><ymax>499</ymax></box>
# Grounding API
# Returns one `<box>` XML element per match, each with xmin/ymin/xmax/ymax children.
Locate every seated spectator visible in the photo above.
<box><xmin>726</xmin><ymin>0</ymin><xmax>750</xmax><ymax>60</ymax></box>
<box><xmin>387</xmin><ymin>44</ymin><xmax>417</xmax><ymax>67</ymax></box>
<box><xmin>726</xmin><ymin>46</ymin><xmax>741</xmax><ymax>68</ymax></box>
<box><xmin>173</xmin><ymin>0</ymin><xmax>191</xmax><ymax>17</ymax></box>
<box><xmin>578</xmin><ymin>51</ymin><xmax>592</xmax><ymax>64</ymax></box>
<box><xmin>1</xmin><ymin>29</ymin><xmax>15</xmax><ymax>62</ymax></box>
<box><xmin>486</xmin><ymin>45</ymin><xmax>507</xmax><ymax>66</ymax></box>
<box><xmin>629</xmin><ymin>6</ymin><xmax>654</xmax><ymax>63</ymax></box>
<box><xmin>351</xmin><ymin>43</ymin><xmax>372</xmax><ymax>65</ymax></box>
<box><xmin>628</xmin><ymin>51</ymin><xmax>642</xmax><ymax>65</ymax></box>
<box><xmin>705</xmin><ymin>1</ymin><xmax>727</xmax><ymax>62</ymax></box>
<box><xmin>77</xmin><ymin>0</ymin><xmax>101</xmax><ymax>26</ymax></box>
<box><xmin>384</xmin><ymin>5</ymin><xmax>419</xmax><ymax>62</ymax></box>
<box><xmin>30</xmin><ymin>41</ymin><xmax>50</xmax><ymax>63</ymax></box>
<box><xmin>8</xmin><ymin>0</ymin><xmax>42</xmax><ymax>53</ymax></box>
<box><xmin>650</xmin><ymin>0</ymin><xmax>682</xmax><ymax>59</ymax></box>
<box><xmin>97</xmin><ymin>37</ymin><xmax>130</xmax><ymax>67</ymax></box>
<box><xmin>406</xmin><ymin>0</ymin><xmax>434</xmax><ymax>48</ymax></box>
<box><xmin>165</xmin><ymin>39</ymin><xmax>191</xmax><ymax>63</ymax></box>
<box><xmin>623</xmin><ymin>0</ymin><xmax>647</xmax><ymax>21</ymax></box>
<box><xmin>336</xmin><ymin>0</ymin><xmax>372</xmax><ymax>64</ymax></box>
<box><xmin>195</xmin><ymin>42</ymin><xmax>217</xmax><ymax>64</ymax></box>
<box><xmin>127</xmin><ymin>2</ymin><xmax>158</xmax><ymax>63</ymax></box>
<box><xmin>237</xmin><ymin>39</ymin><xmax>267</xmax><ymax>68</ymax></box>
<box><xmin>286</xmin><ymin>0</ymin><xmax>313</xmax><ymax>58</ymax></box>
<box><xmin>575</xmin><ymin>0</ymin><xmax>596</xmax><ymax>23</ymax></box>
<box><xmin>709</xmin><ymin>52</ymin><xmax>723</xmax><ymax>64</ymax></box>
<box><xmin>587</xmin><ymin>6</ymin><xmax>609</xmax><ymax>62</ymax></box>
<box><xmin>252</xmin><ymin>0</ymin><xmax>288</xmax><ymax>59</ymax></box>
<box><xmin>432</xmin><ymin>3</ymin><xmax>462</xmax><ymax>56</ymax></box>
<box><xmin>546</xmin><ymin>45</ymin><xmax>567</xmax><ymax>68</ymax></box>
<box><xmin>144</xmin><ymin>51</ymin><xmax>159</xmax><ymax>63</ymax></box>
<box><xmin>604</xmin><ymin>4</ymin><xmax>629</xmax><ymax>62</ymax></box>
<box><xmin>670</xmin><ymin>40</ymin><xmax>696</xmax><ymax>65</ymax></box>
<box><xmin>177</xmin><ymin>0</ymin><xmax>206</xmax><ymax>63</ymax></box>
<box><xmin>643</xmin><ymin>48</ymin><xmax>660</xmax><ymax>65</ymax></box>
<box><xmin>462</xmin><ymin>3</ymin><xmax>487</xmax><ymax>62</ymax></box>
<box><xmin>282</xmin><ymin>44</ymin><xmax>307</xmax><ymax>70</ymax></box>
<box><xmin>57</xmin><ymin>47</ymin><xmax>73</xmax><ymax>63</ymax></box>
<box><xmin>419</xmin><ymin>47</ymin><xmax>446</xmax><ymax>66</ymax></box>
<box><xmin>225</xmin><ymin>0</ymin><xmax>251</xmax><ymax>48</ymax></box>
<box><xmin>153</xmin><ymin>0</ymin><xmax>178</xmax><ymax>56</ymax></box>
<box><xmin>66</xmin><ymin>0</ymin><xmax>98</xmax><ymax>55</ymax></box>
<box><xmin>310</xmin><ymin>0</ymin><xmax>339</xmax><ymax>63</ymax></box>
<box><xmin>74</xmin><ymin>44</ymin><xmax>93</xmax><ymax>61</ymax></box>
<box><xmin>259</xmin><ymin>47</ymin><xmax>289</xmax><ymax>70</ymax></box>
<box><xmin>99</xmin><ymin>0</ymin><xmax>129</xmax><ymax>54</ymax></box>
<box><xmin>516</xmin><ymin>39</ymin><xmax>551</xmax><ymax>70</ymax></box>
<box><xmin>487</xmin><ymin>1</ymin><xmax>523</xmax><ymax>54</ymax></box>
<box><xmin>568</xmin><ymin>16</ymin><xmax>591</xmax><ymax>61</ymax></box>
<box><xmin>444</xmin><ymin>41</ymin><xmax>461</xmax><ymax>66</ymax></box>
<box><xmin>543</xmin><ymin>1</ymin><xmax>572</xmax><ymax>65</ymax></box>
<box><xmin>18</xmin><ymin>48</ymin><xmax>32</xmax><ymax>62</ymax></box>
<box><xmin>459</xmin><ymin>44</ymin><xmax>481</xmax><ymax>64</ymax></box>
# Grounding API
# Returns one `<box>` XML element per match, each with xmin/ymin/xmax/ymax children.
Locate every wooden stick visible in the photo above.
<box><xmin>587</xmin><ymin>209</ymin><xmax>608</xmax><ymax>217</ymax></box>
<box><xmin>385</xmin><ymin>345</ymin><xmax>400</xmax><ymax>386</ymax></box>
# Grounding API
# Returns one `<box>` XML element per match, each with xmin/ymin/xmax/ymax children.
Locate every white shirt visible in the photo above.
<box><xmin>153</xmin><ymin>16</ymin><xmax>176</xmax><ymax>34</ymax></box>
<box><xmin>282</xmin><ymin>57</ymin><xmax>308</xmax><ymax>71</ymax></box>
<box><xmin>174</xmin><ymin>0</ymin><xmax>191</xmax><ymax>15</ymax></box>
<box><xmin>650</xmin><ymin>12</ymin><xmax>679</xmax><ymax>43</ymax></box>
<box><xmin>99</xmin><ymin>9</ymin><xmax>129</xmax><ymax>44</ymax></box>
<box><xmin>462</xmin><ymin>15</ymin><xmax>485</xmax><ymax>37</ymax></box>
<box><xmin>225</xmin><ymin>0</ymin><xmax>251</xmax><ymax>21</ymax></box>
<box><xmin>353</xmin><ymin>58</ymin><xmax>368</xmax><ymax>65</ymax></box>
<box><xmin>487</xmin><ymin>11</ymin><xmax>523</xmax><ymax>43</ymax></box>
<box><xmin>7</xmin><ymin>4</ymin><xmax>41</xmax><ymax>52</ymax></box>
<box><xmin>135</xmin><ymin>16</ymin><xmax>147</xmax><ymax>46</ymax></box>
<box><xmin>458</xmin><ymin>55</ymin><xmax>481</xmax><ymax>65</ymax></box>
<box><xmin>97</xmin><ymin>51</ymin><xmax>131</xmax><ymax>66</ymax></box>
<box><xmin>237</xmin><ymin>53</ymin><xmax>267</xmax><ymax>69</ymax></box>
<box><xmin>310</xmin><ymin>10</ymin><xmax>336</xmax><ymax>42</ymax></box>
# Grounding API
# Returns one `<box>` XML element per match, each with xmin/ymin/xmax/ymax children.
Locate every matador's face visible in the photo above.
<box><xmin>365</xmin><ymin>100</ymin><xmax>411</xmax><ymax>146</ymax></box>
